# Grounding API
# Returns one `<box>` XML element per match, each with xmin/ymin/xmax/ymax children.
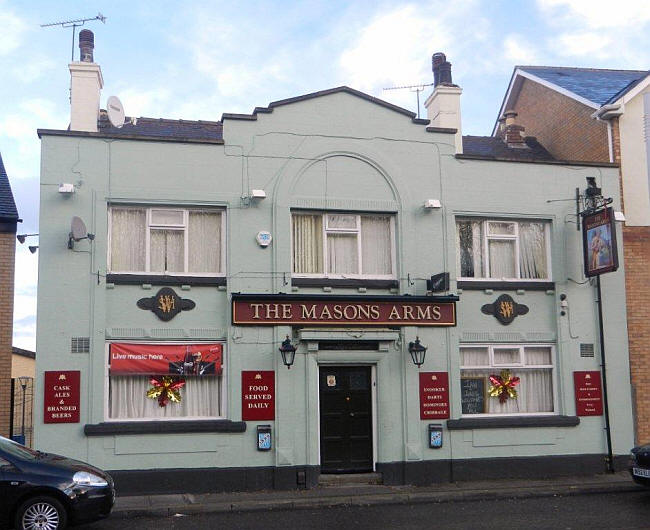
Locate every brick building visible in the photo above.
<box><xmin>0</xmin><ymin>152</ymin><xmax>20</xmax><ymax>438</ymax></box>
<box><xmin>495</xmin><ymin>66</ymin><xmax>650</xmax><ymax>443</ymax></box>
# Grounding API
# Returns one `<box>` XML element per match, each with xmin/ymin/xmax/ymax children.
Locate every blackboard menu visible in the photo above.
<box><xmin>461</xmin><ymin>377</ymin><xmax>486</xmax><ymax>414</ymax></box>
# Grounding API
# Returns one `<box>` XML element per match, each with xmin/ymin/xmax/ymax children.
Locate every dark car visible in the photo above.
<box><xmin>0</xmin><ymin>436</ymin><xmax>115</xmax><ymax>529</ymax></box>
<box><xmin>629</xmin><ymin>443</ymin><xmax>650</xmax><ymax>487</ymax></box>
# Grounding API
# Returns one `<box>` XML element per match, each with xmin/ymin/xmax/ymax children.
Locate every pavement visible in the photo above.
<box><xmin>111</xmin><ymin>470</ymin><xmax>644</xmax><ymax>518</ymax></box>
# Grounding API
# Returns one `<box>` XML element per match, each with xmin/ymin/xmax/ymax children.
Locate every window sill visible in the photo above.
<box><xmin>106</xmin><ymin>274</ymin><xmax>227</xmax><ymax>287</ymax></box>
<box><xmin>457</xmin><ymin>280</ymin><xmax>554</xmax><ymax>291</ymax></box>
<box><xmin>292</xmin><ymin>278</ymin><xmax>399</xmax><ymax>289</ymax></box>
<box><xmin>84</xmin><ymin>419</ymin><xmax>246</xmax><ymax>436</ymax></box>
<box><xmin>446</xmin><ymin>415</ymin><xmax>579</xmax><ymax>430</ymax></box>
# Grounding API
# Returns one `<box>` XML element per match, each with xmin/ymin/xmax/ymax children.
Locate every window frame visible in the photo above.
<box><xmin>456</xmin><ymin>218</ymin><xmax>552</xmax><ymax>282</ymax></box>
<box><xmin>459</xmin><ymin>343</ymin><xmax>557</xmax><ymax>418</ymax></box>
<box><xmin>108</xmin><ymin>205</ymin><xmax>226</xmax><ymax>277</ymax></box>
<box><xmin>103</xmin><ymin>341</ymin><xmax>228</xmax><ymax>422</ymax></box>
<box><xmin>291</xmin><ymin>211</ymin><xmax>397</xmax><ymax>280</ymax></box>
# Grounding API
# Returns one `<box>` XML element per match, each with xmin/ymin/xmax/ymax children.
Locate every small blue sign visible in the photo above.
<box><xmin>428</xmin><ymin>424</ymin><xmax>443</xmax><ymax>449</ymax></box>
<box><xmin>257</xmin><ymin>425</ymin><xmax>272</xmax><ymax>451</ymax></box>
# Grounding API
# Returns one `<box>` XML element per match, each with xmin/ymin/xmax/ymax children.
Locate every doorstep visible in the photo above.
<box><xmin>318</xmin><ymin>472</ymin><xmax>383</xmax><ymax>486</ymax></box>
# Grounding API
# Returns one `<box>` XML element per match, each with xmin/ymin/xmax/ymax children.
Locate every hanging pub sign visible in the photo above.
<box><xmin>232</xmin><ymin>294</ymin><xmax>457</xmax><ymax>326</ymax></box>
<box><xmin>573</xmin><ymin>371</ymin><xmax>603</xmax><ymax>416</ymax></box>
<box><xmin>109</xmin><ymin>343</ymin><xmax>223</xmax><ymax>376</ymax></box>
<box><xmin>242</xmin><ymin>371</ymin><xmax>275</xmax><ymax>421</ymax></box>
<box><xmin>44</xmin><ymin>370</ymin><xmax>80</xmax><ymax>423</ymax></box>
<box><xmin>582</xmin><ymin>207</ymin><xmax>618</xmax><ymax>277</ymax></box>
<box><xmin>419</xmin><ymin>372</ymin><xmax>450</xmax><ymax>419</ymax></box>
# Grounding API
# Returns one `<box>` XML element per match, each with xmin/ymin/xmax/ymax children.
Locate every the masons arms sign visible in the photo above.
<box><xmin>232</xmin><ymin>294</ymin><xmax>457</xmax><ymax>326</ymax></box>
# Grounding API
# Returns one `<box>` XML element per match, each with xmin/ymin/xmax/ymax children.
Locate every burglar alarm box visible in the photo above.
<box><xmin>428</xmin><ymin>424</ymin><xmax>443</xmax><ymax>448</ymax></box>
<box><xmin>257</xmin><ymin>425</ymin><xmax>272</xmax><ymax>451</ymax></box>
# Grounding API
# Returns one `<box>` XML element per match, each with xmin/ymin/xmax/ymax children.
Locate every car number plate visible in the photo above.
<box><xmin>633</xmin><ymin>467</ymin><xmax>650</xmax><ymax>478</ymax></box>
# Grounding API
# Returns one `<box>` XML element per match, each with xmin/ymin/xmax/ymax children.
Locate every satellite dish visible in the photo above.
<box><xmin>107</xmin><ymin>96</ymin><xmax>125</xmax><ymax>128</ymax></box>
<box><xmin>68</xmin><ymin>216</ymin><xmax>95</xmax><ymax>249</ymax></box>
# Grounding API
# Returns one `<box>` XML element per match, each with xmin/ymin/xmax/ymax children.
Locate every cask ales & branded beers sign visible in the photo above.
<box><xmin>44</xmin><ymin>370</ymin><xmax>80</xmax><ymax>423</ymax></box>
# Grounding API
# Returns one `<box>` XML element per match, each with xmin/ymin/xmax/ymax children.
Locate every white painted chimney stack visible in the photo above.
<box><xmin>69</xmin><ymin>30</ymin><xmax>103</xmax><ymax>132</ymax></box>
<box><xmin>424</xmin><ymin>52</ymin><xmax>463</xmax><ymax>153</ymax></box>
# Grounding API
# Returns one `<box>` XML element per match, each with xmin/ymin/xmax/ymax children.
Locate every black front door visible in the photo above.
<box><xmin>319</xmin><ymin>366</ymin><xmax>373</xmax><ymax>473</ymax></box>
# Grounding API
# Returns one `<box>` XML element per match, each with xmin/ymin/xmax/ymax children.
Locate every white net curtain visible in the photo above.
<box><xmin>457</xmin><ymin>219</ymin><xmax>548</xmax><ymax>279</ymax></box>
<box><xmin>292</xmin><ymin>213</ymin><xmax>392</xmax><ymax>276</ymax></box>
<box><xmin>110</xmin><ymin>208</ymin><xmax>221</xmax><ymax>274</ymax></box>
<box><xmin>460</xmin><ymin>346</ymin><xmax>554</xmax><ymax>414</ymax></box>
<box><xmin>109</xmin><ymin>376</ymin><xmax>221</xmax><ymax>419</ymax></box>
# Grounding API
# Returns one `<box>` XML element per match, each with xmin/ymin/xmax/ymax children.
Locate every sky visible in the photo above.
<box><xmin>1</xmin><ymin>0</ymin><xmax>649</xmax><ymax>351</ymax></box>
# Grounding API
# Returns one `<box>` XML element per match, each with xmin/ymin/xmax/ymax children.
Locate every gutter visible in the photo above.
<box><xmin>591</xmin><ymin>104</ymin><xmax>623</xmax><ymax>121</ymax></box>
<box><xmin>591</xmin><ymin>104</ymin><xmax>624</xmax><ymax>164</ymax></box>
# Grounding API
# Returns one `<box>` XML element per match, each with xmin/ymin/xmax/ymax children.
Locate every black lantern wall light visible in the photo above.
<box><xmin>408</xmin><ymin>337</ymin><xmax>427</xmax><ymax>368</ymax></box>
<box><xmin>279</xmin><ymin>335</ymin><xmax>297</xmax><ymax>369</ymax></box>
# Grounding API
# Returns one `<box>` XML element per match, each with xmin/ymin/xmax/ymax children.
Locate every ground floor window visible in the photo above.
<box><xmin>108</xmin><ymin>343</ymin><xmax>223</xmax><ymax>420</ymax></box>
<box><xmin>460</xmin><ymin>344</ymin><xmax>554</xmax><ymax>414</ymax></box>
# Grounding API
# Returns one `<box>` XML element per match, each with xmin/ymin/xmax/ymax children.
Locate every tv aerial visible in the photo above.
<box><xmin>40</xmin><ymin>13</ymin><xmax>106</xmax><ymax>61</ymax></box>
<box><xmin>383</xmin><ymin>82</ymin><xmax>434</xmax><ymax>119</ymax></box>
<box><xmin>68</xmin><ymin>216</ymin><xmax>95</xmax><ymax>249</ymax></box>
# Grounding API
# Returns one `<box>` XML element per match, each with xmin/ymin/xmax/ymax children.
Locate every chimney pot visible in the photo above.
<box><xmin>503</xmin><ymin>109</ymin><xmax>518</xmax><ymax>126</ymax></box>
<box><xmin>425</xmin><ymin>52</ymin><xmax>462</xmax><ymax>153</ymax></box>
<box><xmin>79</xmin><ymin>29</ymin><xmax>94</xmax><ymax>62</ymax></box>
<box><xmin>431</xmin><ymin>52</ymin><xmax>453</xmax><ymax>87</ymax></box>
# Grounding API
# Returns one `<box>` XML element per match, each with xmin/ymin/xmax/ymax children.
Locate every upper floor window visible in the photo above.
<box><xmin>292</xmin><ymin>212</ymin><xmax>395</xmax><ymax>278</ymax></box>
<box><xmin>109</xmin><ymin>207</ymin><xmax>224</xmax><ymax>275</ymax></box>
<box><xmin>456</xmin><ymin>219</ymin><xmax>550</xmax><ymax>281</ymax></box>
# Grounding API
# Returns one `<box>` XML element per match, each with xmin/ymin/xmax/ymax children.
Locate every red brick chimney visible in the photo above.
<box><xmin>502</xmin><ymin>110</ymin><xmax>526</xmax><ymax>147</ymax></box>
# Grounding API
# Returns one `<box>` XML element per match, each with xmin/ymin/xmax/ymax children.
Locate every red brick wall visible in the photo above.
<box><xmin>624</xmin><ymin>226</ymin><xmax>650</xmax><ymax>443</ymax></box>
<box><xmin>609</xmin><ymin>116</ymin><xmax>650</xmax><ymax>443</ymax></box>
<box><xmin>512</xmin><ymin>79</ymin><xmax>610</xmax><ymax>162</ymax></box>
<box><xmin>0</xmin><ymin>232</ymin><xmax>16</xmax><ymax>437</ymax></box>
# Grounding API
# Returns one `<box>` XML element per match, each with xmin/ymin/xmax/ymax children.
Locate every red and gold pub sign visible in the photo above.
<box><xmin>44</xmin><ymin>370</ymin><xmax>80</xmax><ymax>423</ymax></box>
<box><xmin>232</xmin><ymin>294</ymin><xmax>457</xmax><ymax>327</ymax></box>
<box><xmin>419</xmin><ymin>372</ymin><xmax>450</xmax><ymax>419</ymax></box>
<box><xmin>573</xmin><ymin>371</ymin><xmax>603</xmax><ymax>416</ymax></box>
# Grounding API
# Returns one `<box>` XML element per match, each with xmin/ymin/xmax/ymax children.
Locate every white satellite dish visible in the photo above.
<box><xmin>107</xmin><ymin>95</ymin><xmax>125</xmax><ymax>128</ymax></box>
<box><xmin>68</xmin><ymin>216</ymin><xmax>95</xmax><ymax>249</ymax></box>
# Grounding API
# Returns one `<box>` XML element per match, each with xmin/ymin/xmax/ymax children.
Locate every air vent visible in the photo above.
<box><xmin>71</xmin><ymin>337</ymin><xmax>90</xmax><ymax>353</ymax></box>
<box><xmin>580</xmin><ymin>343</ymin><xmax>595</xmax><ymax>358</ymax></box>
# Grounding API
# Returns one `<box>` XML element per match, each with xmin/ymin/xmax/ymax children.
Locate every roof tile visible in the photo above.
<box><xmin>519</xmin><ymin>66</ymin><xmax>649</xmax><ymax>106</ymax></box>
<box><xmin>0</xmin><ymin>152</ymin><xmax>19</xmax><ymax>222</ymax></box>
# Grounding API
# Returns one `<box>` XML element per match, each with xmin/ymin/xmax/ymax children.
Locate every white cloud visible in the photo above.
<box><xmin>537</xmin><ymin>0</ymin><xmax>650</xmax><ymax>65</ymax></box>
<box><xmin>0</xmin><ymin>8</ymin><xmax>27</xmax><ymax>55</ymax></box>
<box><xmin>336</xmin><ymin>1</ymin><xmax>496</xmax><ymax>113</ymax></box>
<box><xmin>339</xmin><ymin>5</ymin><xmax>441</xmax><ymax>93</ymax></box>
<box><xmin>0</xmin><ymin>98</ymin><xmax>64</xmax><ymax>175</ymax></box>
<box><xmin>537</xmin><ymin>0</ymin><xmax>650</xmax><ymax>29</ymax></box>
<box><xmin>12</xmin><ymin>55</ymin><xmax>56</xmax><ymax>83</ymax></box>
<box><xmin>114</xmin><ymin>87</ymin><xmax>172</xmax><ymax>118</ymax></box>
<box><xmin>503</xmin><ymin>34</ymin><xmax>540</xmax><ymax>65</ymax></box>
<box><xmin>552</xmin><ymin>31</ymin><xmax>614</xmax><ymax>58</ymax></box>
<box><xmin>13</xmin><ymin>245</ymin><xmax>38</xmax><ymax>352</ymax></box>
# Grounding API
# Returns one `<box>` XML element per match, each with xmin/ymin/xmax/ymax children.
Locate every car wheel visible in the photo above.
<box><xmin>15</xmin><ymin>495</ymin><xmax>68</xmax><ymax>530</ymax></box>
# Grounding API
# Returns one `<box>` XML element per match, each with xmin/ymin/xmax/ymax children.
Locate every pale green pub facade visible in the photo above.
<box><xmin>35</xmin><ymin>49</ymin><xmax>633</xmax><ymax>494</ymax></box>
